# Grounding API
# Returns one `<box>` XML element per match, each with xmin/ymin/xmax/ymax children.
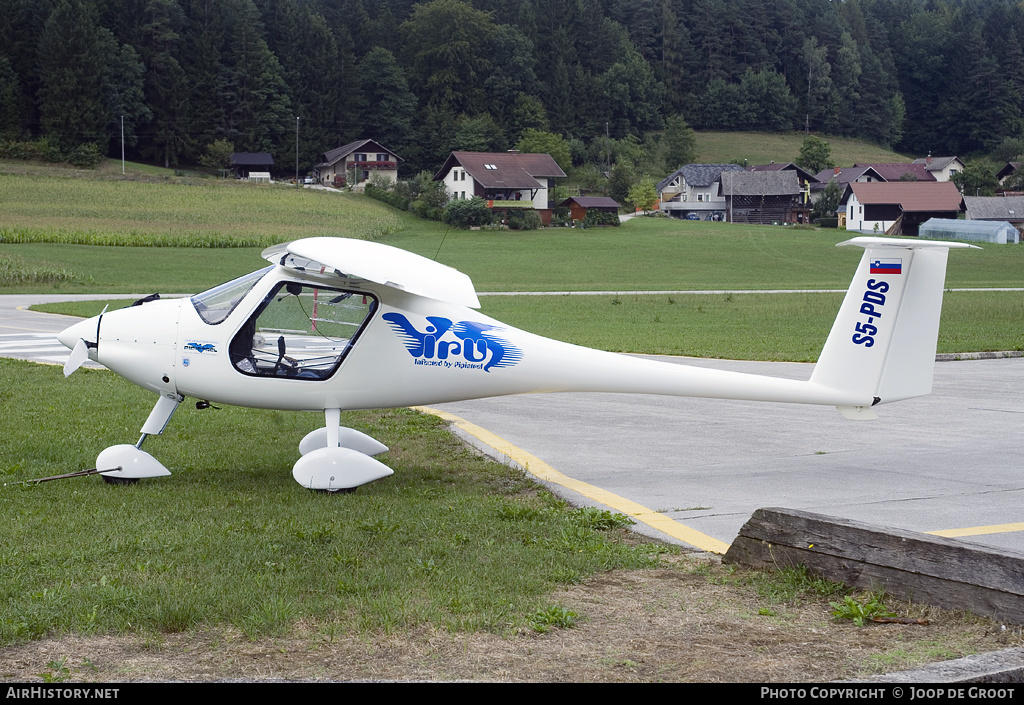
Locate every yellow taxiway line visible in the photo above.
<box><xmin>926</xmin><ymin>523</ymin><xmax>1024</xmax><ymax>538</ymax></box>
<box><xmin>414</xmin><ymin>406</ymin><xmax>731</xmax><ymax>554</ymax></box>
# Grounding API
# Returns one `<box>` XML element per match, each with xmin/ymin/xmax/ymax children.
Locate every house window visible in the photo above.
<box><xmin>355</xmin><ymin>153</ymin><xmax>367</xmax><ymax>161</ymax></box>
<box><xmin>461</xmin><ymin>191</ymin><xmax>466</xmax><ymax>199</ymax></box>
<box><xmin>377</xmin><ymin>153</ymin><xmax>388</xmax><ymax>162</ymax></box>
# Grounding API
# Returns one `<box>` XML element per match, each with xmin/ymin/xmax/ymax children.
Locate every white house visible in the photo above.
<box><xmin>314</xmin><ymin>139</ymin><xmax>401</xmax><ymax>188</ymax></box>
<box><xmin>911</xmin><ymin>155</ymin><xmax>965</xmax><ymax>182</ymax></box>
<box><xmin>843</xmin><ymin>182</ymin><xmax>963</xmax><ymax>236</ymax></box>
<box><xmin>433</xmin><ymin>151</ymin><xmax>566</xmax><ymax>210</ymax></box>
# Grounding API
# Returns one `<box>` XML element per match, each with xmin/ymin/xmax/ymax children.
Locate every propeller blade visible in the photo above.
<box><xmin>63</xmin><ymin>338</ymin><xmax>90</xmax><ymax>377</ymax></box>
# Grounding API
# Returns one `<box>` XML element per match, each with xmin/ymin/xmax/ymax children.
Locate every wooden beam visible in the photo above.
<box><xmin>723</xmin><ymin>507</ymin><xmax>1024</xmax><ymax>625</ymax></box>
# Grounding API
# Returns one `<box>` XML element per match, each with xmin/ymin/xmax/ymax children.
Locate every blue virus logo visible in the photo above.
<box><xmin>382</xmin><ymin>313</ymin><xmax>522</xmax><ymax>372</ymax></box>
<box><xmin>184</xmin><ymin>342</ymin><xmax>217</xmax><ymax>354</ymax></box>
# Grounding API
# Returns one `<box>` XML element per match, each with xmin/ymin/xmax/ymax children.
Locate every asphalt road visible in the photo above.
<box><xmin>4</xmin><ymin>294</ymin><xmax>1023</xmax><ymax>554</ymax></box>
<box><xmin>434</xmin><ymin>353</ymin><xmax>1024</xmax><ymax>554</ymax></box>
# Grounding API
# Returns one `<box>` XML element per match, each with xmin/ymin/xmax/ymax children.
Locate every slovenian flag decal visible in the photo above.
<box><xmin>870</xmin><ymin>258</ymin><xmax>902</xmax><ymax>275</ymax></box>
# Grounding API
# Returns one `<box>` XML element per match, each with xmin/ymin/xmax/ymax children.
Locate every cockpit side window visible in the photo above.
<box><xmin>229</xmin><ymin>281</ymin><xmax>377</xmax><ymax>380</ymax></box>
<box><xmin>191</xmin><ymin>266</ymin><xmax>273</xmax><ymax>325</ymax></box>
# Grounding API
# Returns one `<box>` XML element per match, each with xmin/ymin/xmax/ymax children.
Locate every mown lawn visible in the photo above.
<box><xmin>3</xmin><ymin>166</ymin><xmax>1023</xmax><ymax>652</ymax></box>
<box><xmin>692</xmin><ymin>131</ymin><xmax>911</xmax><ymax>166</ymax></box>
<box><xmin>0</xmin><ymin>359</ymin><xmax>664</xmax><ymax>644</ymax></box>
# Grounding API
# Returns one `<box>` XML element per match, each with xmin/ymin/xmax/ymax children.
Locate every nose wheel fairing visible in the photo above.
<box><xmin>96</xmin><ymin>445</ymin><xmax>172</xmax><ymax>481</ymax></box>
<box><xmin>94</xmin><ymin>393</ymin><xmax>182</xmax><ymax>480</ymax></box>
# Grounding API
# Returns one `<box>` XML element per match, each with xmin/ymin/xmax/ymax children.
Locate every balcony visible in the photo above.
<box><xmin>350</xmin><ymin>160</ymin><xmax>397</xmax><ymax>170</ymax></box>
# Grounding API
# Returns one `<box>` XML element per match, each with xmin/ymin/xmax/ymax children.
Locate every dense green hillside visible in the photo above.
<box><xmin>2</xmin><ymin>0</ymin><xmax>1022</xmax><ymax>177</ymax></box>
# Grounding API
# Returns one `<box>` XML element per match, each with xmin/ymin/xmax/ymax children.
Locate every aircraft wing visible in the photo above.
<box><xmin>262</xmin><ymin>238</ymin><xmax>481</xmax><ymax>308</ymax></box>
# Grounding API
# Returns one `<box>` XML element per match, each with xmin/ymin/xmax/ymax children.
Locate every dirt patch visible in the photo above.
<box><xmin>2</xmin><ymin>554</ymin><xmax>1021</xmax><ymax>683</ymax></box>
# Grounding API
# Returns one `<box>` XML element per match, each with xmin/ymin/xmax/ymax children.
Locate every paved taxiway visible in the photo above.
<box><xmin>4</xmin><ymin>294</ymin><xmax>1023</xmax><ymax>554</ymax></box>
<box><xmin>434</xmin><ymin>354</ymin><xmax>1024</xmax><ymax>553</ymax></box>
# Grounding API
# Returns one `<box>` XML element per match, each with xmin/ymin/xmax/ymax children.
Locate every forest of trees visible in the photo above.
<box><xmin>1</xmin><ymin>0</ymin><xmax>1022</xmax><ymax>176</ymax></box>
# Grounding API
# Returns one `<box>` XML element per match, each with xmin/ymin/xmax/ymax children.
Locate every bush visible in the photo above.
<box><xmin>816</xmin><ymin>217</ymin><xmax>838</xmax><ymax>229</ymax></box>
<box><xmin>410</xmin><ymin>199</ymin><xmax>444</xmax><ymax>221</ymax></box>
<box><xmin>365</xmin><ymin>183</ymin><xmax>411</xmax><ymax>212</ymax></box>
<box><xmin>549</xmin><ymin>206</ymin><xmax>572</xmax><ymax>227</ymax></box>
<box><xmin>442</xmin><ymin>196</ymin><xmax>493</xmax><ymax>228</ymax></box>
<box><xmin>582</xmin><ymin>210</ymin><xmax>620</xmax><ymax>227</ymax></box>
<box><xmin>506</xmin><ymin>208</ymin><xmax>542</xmax><ymax>230</ymax></box>
<box><xmin>0</xmin><ymin>138</ymin><xmax>103</xmax><ymax>167</ymax></box>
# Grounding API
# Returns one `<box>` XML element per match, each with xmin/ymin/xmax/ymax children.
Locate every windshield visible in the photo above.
<box><xmin>191</xmin><ymin>266</ymin><xmax>272</xmax><ymax>325</ymax></box>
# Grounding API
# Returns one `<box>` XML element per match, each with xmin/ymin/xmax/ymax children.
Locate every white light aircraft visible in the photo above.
<box><xmin>58</xmin><ymin>236</ymin><xmax>973</xmax><ymax>491</ymax></box>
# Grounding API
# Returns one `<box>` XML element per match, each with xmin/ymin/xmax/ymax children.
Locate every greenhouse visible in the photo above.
<box><xmin>918</xmin><ymin>218</ymin><xmax>1019</xmax><ymax>244</ymax></box>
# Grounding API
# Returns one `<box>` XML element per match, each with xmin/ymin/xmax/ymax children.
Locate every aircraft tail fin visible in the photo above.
<box><xmin>809</xmin><ymin>237</ymin><xmax>976</xmax><ymax>418</ymax></box>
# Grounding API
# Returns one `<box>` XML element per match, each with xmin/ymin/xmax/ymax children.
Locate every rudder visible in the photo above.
<box><xmin>810</xmin><ymin>237</ymin><xmax>976</xmax><ymax>415</ymax></box>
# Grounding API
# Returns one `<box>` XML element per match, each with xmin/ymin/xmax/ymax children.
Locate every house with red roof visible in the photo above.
<box><xmin>854</xmin><ymin>163</ymin><xmax>936</xmax><ymax>182</ymax></box>
<box><xmin>433</xmin><ymin>151</ymin><xmax>566</xmax><ymax>210</ymax></box>
<box><xmin>842</xmin><ymin>182</ymin><xmax>964</xmax><ymax>235</ymax></box>
<box><xmin>810</xmin><ymin>165</ymin><xmax>886</xmax><ymax>203</ymax></box>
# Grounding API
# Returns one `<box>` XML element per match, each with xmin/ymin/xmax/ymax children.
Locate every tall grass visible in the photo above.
<box><xmin>0</xmin><ymin>253</ymin><xmax>75</xmax><ymax>286</ymax></box>
<box><xmin>0</xmin><ymin>173</ymin><xmax>429</xmax><ymax>247</ymax></box>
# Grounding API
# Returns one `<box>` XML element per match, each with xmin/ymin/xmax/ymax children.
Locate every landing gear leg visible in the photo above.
<box><xmin>97</xmin><ymin>393</ymin><xmax>182</xmax><ymax>484</ymax></box>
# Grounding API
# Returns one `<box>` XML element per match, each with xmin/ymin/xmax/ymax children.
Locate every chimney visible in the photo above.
<box><xmin>834</xmin><ymin>166</ymin><xmax>840</xmax><ymax>176</ymax></box>
<box><xmin>926</xmin><ymin>152</ymin><xmax>932</xmax><ymax>165</ymax></box>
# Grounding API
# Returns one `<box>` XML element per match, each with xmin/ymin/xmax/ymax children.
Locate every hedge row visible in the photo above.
<box><xmin>0</xmin><ymin>139</ymin><xmax>105</xmax><ymax>168</ymax></box>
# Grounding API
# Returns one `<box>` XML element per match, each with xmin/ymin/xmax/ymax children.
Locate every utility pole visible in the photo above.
<box><xmin>295</xmin><ymin>117</ymin><xmax>300</xmax><ymax>188</ymax></box>
<box><xmin>605</xmin><ymin>121</ymin><xmax>610</xmax><ymax>170</ymax></box>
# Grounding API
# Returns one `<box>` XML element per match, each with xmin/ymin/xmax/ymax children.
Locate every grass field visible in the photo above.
<box><xmin>0</xmin><ymin>169</ymin><xmax>442</xmax><ymax>248</ymax></box>
<box><xmin>9</xmin><ymin>222</ymin><xmax>1024</xmax><ymax>292</ymax></box>
<box><xmin>16</xmin><ymin>213</ymin><xmax>1024</xmax><ymax>359</ymax></box>
<box><xmin>0</xmin><ymin>359</ymin><xmax>665</xmax><ymax>643</ymax></box>
<box><xmin>3</xmin><ymin>164</ymin><xmax>1023</xmax><ymax>675</ymax></box>
<box><xmin>692</xmin><ymin>131</ymin><xmax>911</xmax><ymax>167</ymax></box>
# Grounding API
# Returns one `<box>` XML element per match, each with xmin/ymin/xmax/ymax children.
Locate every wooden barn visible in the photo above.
<box><xmin>720</xmin><ymin>171</ymin><xmax>806</xmax><ymax>224</ymax></box>
<box><xmin>560</xmin><ymin>196</ymin><xmax>621</xmax><ymax>221</ymax></box>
